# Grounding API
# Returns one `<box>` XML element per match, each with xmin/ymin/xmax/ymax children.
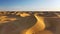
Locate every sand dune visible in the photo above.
<box><xmin>0</xmin><ymin>11</ymin><xmax>60</xmax><ymax>34</ymax></box>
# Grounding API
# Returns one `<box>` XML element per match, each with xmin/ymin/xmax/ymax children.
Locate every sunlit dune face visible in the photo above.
<box><xmin>25</xmin><ymin>13</ymin><xmax>46</xmax><ymax>34</ymax></box>
<box><xmin>19</xmin><ymin>13</ymin><xmax>30</xmax><ymax>17</ymax></box>
<box><xmin>9</xmin><ymin>18</ymin><xmax>17</xmax><ymax>21</ymax></box>
<box><xmin>0</xmin><ymin>16</ymin><xmax>17</xmax><ymax>23</ymax></box>
<box><xmin>16</xmin><ymin>12</ymin><xmax>31</xmax><ymax>17</ymax></box>
<box><xmin>34</xmin><ymin>13</ymin><xmax>45</xmax><ymax>31</ymax></box>
<box><xmin>0</xmin><ymin>12</ymin><xmax>30</xmax><ymax>24</ymax></box>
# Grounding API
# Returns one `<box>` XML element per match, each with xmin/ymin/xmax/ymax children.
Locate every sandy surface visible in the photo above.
<box><xmin>0</xmin><ymin>12</ymin><xmax>60</xmax><ymax>34</ymax></box>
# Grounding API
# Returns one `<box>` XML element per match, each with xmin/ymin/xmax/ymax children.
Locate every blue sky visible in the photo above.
<box><xmin>0</xmin><ymin>0</ymin><xmax>60</xmax><ymax>11</ymax></box>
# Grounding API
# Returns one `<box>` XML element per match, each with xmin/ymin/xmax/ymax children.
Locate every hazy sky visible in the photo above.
<box><xmin>0</xmin><ymin>0</ymin><xmax>60</xmax><ymax>11</ymax></box>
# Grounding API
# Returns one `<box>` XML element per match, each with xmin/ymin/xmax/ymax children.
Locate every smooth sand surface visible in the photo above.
<box><xmin>0</xmin><ymin>12</ymin><xmax>60</xmax><ymax>34</ymax></box>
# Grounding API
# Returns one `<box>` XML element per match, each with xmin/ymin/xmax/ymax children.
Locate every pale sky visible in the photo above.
<box><xmin>0</xmin><ymin>0</ymin><xmax>60</xmax><ymax>11</ymax></box>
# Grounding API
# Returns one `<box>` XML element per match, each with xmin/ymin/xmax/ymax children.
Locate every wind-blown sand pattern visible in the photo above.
<box><xmin>0</xmin><ymin>11</ymin><xmax>60</xmax><ymax>34</ymax></box>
